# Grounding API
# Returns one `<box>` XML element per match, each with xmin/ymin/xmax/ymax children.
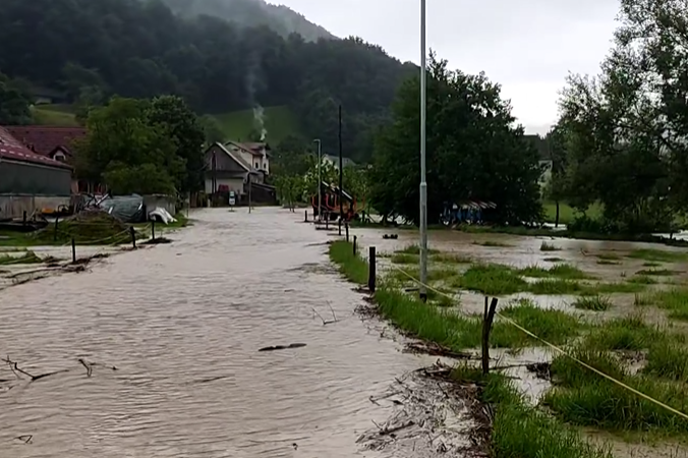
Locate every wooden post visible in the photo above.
<box><xmin>53</xmin><ymin>216</ymin><xmax>59</xmax><ymax>242</ymax></box>
<box><xmin>353</xmin><ymin>235</ymin><xmax>357</xmax><ymax>255</ymax></box>
<box><xmin>305</xmin><ymin>210</ymin><xmax>308</xmax><ymax>222</ymax></box>
<box><xmin>152</xmin><ymin>220</ymin><xmax>156</xmax><ymax>241</ymax></box>
<box><xmin>22</xmin><ymin>211</ymin><xmax>26</xmax><ymax>226</ymax></box>
<box><xmin>368</xmin><ymin>246</ymin><xmax>376</xmax><ymax>292</ymax></box>
<box><xmin>345</xmin><ymin>222</ymin><xmax>349</xmax><ymax>242</ymax></box>
<box><xmin>482</xmin><ymin>297</ymin><xmax>499</xmax><ymax>375</ymax></box>
<box><xmin>130</xmin><ymin>226</ymin><xmax>136</xmax><ymax>249</ymax></box>
<box><xmin>71</xmin><ymin>237</ymin><xmax>76</xmax><ymax>263</ymax></box>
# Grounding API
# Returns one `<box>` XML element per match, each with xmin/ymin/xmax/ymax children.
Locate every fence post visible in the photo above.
<box><xmin>482</xmin><ymin>297</ymin><xmax>499</xmax><ymax>375</ymax></box>
<box><xmin>22</xmin><ymin>211</ymin><xmax>26</xmax><ymax>226</ymax></box>
<box><xmin>353</xmin><ymin>235</ymin><xmax>357</xmax><ymax>255</ymax></box>
<box><xmin>152</xmin><ymin>220</ymin><xmax>156</xmax><ymax>241</ymax></box>
<box><xmin>368</xmin><ymin>246</ymin><xmax>376</xmax><ymax>292</ymax></box>
<box><xmin>305</xmin><ymin>210</ymin><xmax>308</xmax><ymax>223</ymax></box>
<box><xmin>130</xmin><ymin>226</ymin><xmax>136</xmax><ymax>249</ymax></box>
<box><xmin>345</xmin><ymin>222</ymin><xmax>349</xmax><ymax>242</ymax></box>
<box><xmin>71</xmin><ymin>237</ymin><xmax>76</xmax><ymax>263</ymax></box>
<box><xmin>54</xmin><ymin>216</ymin><xmax>59</xmax><ymax>242</ymax></box>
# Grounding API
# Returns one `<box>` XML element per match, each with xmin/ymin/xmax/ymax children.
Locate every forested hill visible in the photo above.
<box><xmin>158</xmin><ymin>0</ymin><xmax>336</xmax><ymax>42</ymax></box>
<box><xmin>0</xmin><ymin>0</ymin><xmax>415</xmax><ymax>162</ymax></box>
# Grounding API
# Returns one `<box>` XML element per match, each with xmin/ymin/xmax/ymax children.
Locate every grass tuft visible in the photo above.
<box><xmin>540</xmin><ymin>241</ymin><xmax>561</xmax><ymax>252</ymax></box>
<box><xmin>571</xmin><ymin>296</ymin><xmax>612</xmax><ymax>311</ymax></box>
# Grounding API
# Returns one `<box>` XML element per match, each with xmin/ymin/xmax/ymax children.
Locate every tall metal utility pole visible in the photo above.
<box><xmin>419</xmin><ymin>0</ymin><xmax>428</xmax><ymax>301</ymax></box>
<box><xmin>338</xmin><ymin>105</ymin><xmax>343</xmax><ymax>236</ymax></box>
<box><xmin>314</xmin><ymin>139</ymin><xmax>322</xmax><ymax>221</ymax></box>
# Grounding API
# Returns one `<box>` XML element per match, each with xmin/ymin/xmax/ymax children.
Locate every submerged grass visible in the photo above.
<box><xmin>474</xmin><ymin>240</ymin><xmax>512</xmax><ymax>247</ymax></box>
<box><xmin>635</xmin><ymin>269</ymin><xmax>679</xmax><ymax>276</ymax></box>
<box><xmin>540</xmin><ymin>241</ymin><xmax>561</xmax><ymax>252</ymax></box>
<box><xmin>647</xmin><ymin>288</ymin><xmax>688</xmax><ymax>321</ymax></box>
<box><xmin>545</xmin><ymin>353</ymin><xmax>688</xmax><ymax>435</ymax></box>
<box><xmin>627</xmin><ymin>249</ymin><xmax>688</xmax><ymax>263</ymax></box>
<box><xmin>572</xmin><ymin>296</ymin><xmax>612</xmax><ymax>311</ymax></box>
<box><xmin>0</xmin><ymin>251</ymin><xmax>41</xmax><ymax>265</ymax></box>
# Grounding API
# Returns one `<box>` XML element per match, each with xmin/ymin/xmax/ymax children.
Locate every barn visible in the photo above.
<box><xmin>0</xmin><ymin>126</ymin><xmax>72</xmax><ymax>218</ymax></box>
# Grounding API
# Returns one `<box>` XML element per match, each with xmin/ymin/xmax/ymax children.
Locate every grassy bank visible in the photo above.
<box><xmin>330</xmin><ymin>239</ymin><xmax>688</xmax><ymax>454</ymax></box>
<box><xmin>328</xmin><ymin>240</ymin><xmax>614</xmax><ymax>457</ymax></box>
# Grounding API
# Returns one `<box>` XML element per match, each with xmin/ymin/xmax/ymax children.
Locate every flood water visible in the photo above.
<box><xmin>0</xmin><ymin>208</ymin><xmax>433</xmax><ymax>458</ymax></box>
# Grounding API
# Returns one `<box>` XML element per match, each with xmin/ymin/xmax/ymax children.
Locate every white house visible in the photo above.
<box><xmin>204</xmin><ymin>141</ymin><xmax>271</xmax><ymax>196</ymax></box>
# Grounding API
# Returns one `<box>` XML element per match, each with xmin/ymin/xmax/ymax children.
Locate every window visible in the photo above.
<box><xmin>54</xmin><ymin>152</ymin><xmax>66</xmax><ymax>162</ymax></box>
<box><xmin>255</xmin><ymin>162</ymin><xmax>259</xmax><ymax>168</ymax></box>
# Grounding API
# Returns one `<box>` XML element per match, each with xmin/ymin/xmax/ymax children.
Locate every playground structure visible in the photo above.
<box><xmin>311</xmin><ymin>182</ymin><xmax>358</xmax><ymax>221</ymax></box>
<box><xmin>440</xmin><ymin>200</ymin><xmax>497</xmax><ymax>226</ymax></box>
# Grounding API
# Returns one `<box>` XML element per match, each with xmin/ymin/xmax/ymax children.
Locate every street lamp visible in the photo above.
<box><xmin>419</xmin><ymin>0</ymin><xmax>428</xmax><ymax>301</ymax></box>
<box><xmin>314</xmin><ymin>138</ymin><xmax>322</xmax><ymax>222</ymax></box>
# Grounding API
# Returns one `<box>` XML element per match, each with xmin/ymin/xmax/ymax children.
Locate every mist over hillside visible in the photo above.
<box><xmin>159</xmin><ymin>0</ymin><xmax>336</xmax><ymax>42</ymax></box>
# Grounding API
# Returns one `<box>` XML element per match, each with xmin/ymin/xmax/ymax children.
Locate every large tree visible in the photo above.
<box><xmin>0</xmin><ymin>72</ymin><xmax>32</xmax><ymax>125</ymax></box>
<box><xmin>557</xmin><ymin>0</ymin><xmax>688</xmax><ymax>232</ymax></box>
<box><xmin>145</xmin><ymin>95</ymin><xmax>206</xmax><ymax>194</ymax></box>
<box><xmin>369</xmin><ymin>54</ymin><xmax>542</xmax><ymax>225</ymax></box>
<box><xmin>74</xmin><ymin>97</ymin><xmax>185</xmax><ymax>195</ymax></box>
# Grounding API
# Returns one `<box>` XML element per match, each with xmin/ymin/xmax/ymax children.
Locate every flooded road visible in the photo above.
<box><xmin>0</xmin><ymin>208</ymin><xmax>442</xmax><ymax>458</ymax></box>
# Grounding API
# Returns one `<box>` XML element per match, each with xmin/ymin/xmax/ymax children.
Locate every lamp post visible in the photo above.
<box><xmin>419</xmin><ymin>0</ymin><xmax>428</xmax><ymax>301</ymax></box>
<box><xmin>314</xmin><ymin>139</ymin><xmax>322</xmax><ymax>221</ymax></box>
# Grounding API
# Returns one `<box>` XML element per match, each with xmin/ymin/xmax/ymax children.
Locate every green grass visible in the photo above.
<box><xmin>0</xmin><ymin>250</ymin><xmax>41</xmax><ymax>265</ymax></box>
<box><xmin>329</xmin><ymin>241</ymin><xmax>368</xmax><ymax>284</ymax></box>
<box><xmin>520</xmin><ymin>264</ymin><xmax>591</xmax><ymax>280</ymax></box>
<box><xmin>211</xmin><ymin>105</ymin><xmax>300</xmax><ymax>144</ymax></box>
<box><xmin>397</xmin><ymin>244</ymin><xmax>440</xmax><ymax>255</ymax></box>
<box><xmin>452</xmin><ymin>367</ymin><xmax>612</xmax><ymax>458</ymax></box>
<box><xmin>31</xmin><ymin>104</ymin><xmax>79</xmax><ymax>126</ymax></box>
<box><xmin>597</xmin><ymin>253</ymin><xmax>622</xmax><ymax>261</ymax></box>
<box><xmin>543</xmin><ymin>201</ymin><xmax>604</xmax><ymax>226</ymax></box>
<box><xmin>585</xmin><ymin>314</ymin><xmax>660</xmax><ymax>351</ymax></box>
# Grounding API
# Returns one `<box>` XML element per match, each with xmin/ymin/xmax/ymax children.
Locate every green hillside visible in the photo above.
<box><xmin>29</xmin><ymin>103</ymin><xmax>301</xmax><ymax>144</ymax></box>
<box><xmin>31</xmin><ymin>104</ymin><xmax>79</xmax><ymax>126</ymax></box>
<box><xmin>211</xmin><ymin>105</ymin><xmax>301</xmax><ymax>144</ymax></box>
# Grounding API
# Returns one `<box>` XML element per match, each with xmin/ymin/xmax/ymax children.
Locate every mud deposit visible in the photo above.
<box><xmin>0</xmin><ymin>208</ymin><xmax>480</xmax><ymax>458</ymax></box>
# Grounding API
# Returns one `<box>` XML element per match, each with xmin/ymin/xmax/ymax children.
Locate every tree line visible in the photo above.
<box><xmin>0</xmin><ymin>0</ymin><xmax>414</xmax><ymax>163</ymax></box>
<box><xmin>546</xmin><ymin>0</ymin><xmax>688</xmax><ymax>234</ymax></box>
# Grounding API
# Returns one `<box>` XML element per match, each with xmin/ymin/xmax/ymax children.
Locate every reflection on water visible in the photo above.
<box><xmin>0</xmin><ymin>208</ymin><xmax>428</xmax><ymax>458</ymax></box>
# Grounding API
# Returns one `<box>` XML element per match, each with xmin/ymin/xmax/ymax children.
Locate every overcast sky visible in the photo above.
<box><xmin>275</xmin><ymin>0</ymin><xmax>620</xmax><ymax>135</ymax></box>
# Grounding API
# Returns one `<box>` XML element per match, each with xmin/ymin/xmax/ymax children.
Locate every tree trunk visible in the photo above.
<box><xmin>555</xmin><ymin>200</ymin><xmax>560</xmax><ymax>227</ymax></box>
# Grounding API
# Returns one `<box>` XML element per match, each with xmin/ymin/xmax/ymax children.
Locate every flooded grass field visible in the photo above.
<box><xmin>339</xmin><ymin>225</ymin><xmax>688</xmax><ymax>457</ymax></box>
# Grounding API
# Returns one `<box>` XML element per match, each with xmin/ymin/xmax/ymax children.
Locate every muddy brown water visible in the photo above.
<box><xmin>0</xmin><ymin>208</ymin><xmax>464</xmax><ymax>458</ymax></box>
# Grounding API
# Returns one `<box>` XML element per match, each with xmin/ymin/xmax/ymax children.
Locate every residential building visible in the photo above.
<box><xmin>0</xmin><ymin>126</ymin><xmax>73</xmax><ymax>219</ymax></box>
<box><xmin>203</xmin><ymin>141</ymin><xmax>275</xmax><ymax>204</ymax></box>
<box><xmin>4</xmin><ymin>126</ymin><xmax>87</xmax><ymax>163</ymax></box>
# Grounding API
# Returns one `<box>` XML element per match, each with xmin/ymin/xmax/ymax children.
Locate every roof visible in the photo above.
<box><xmin>226</xmin><ymin>140</ymin><xmax>270</xmax><ymax>157</ymax></box>
<box><xmin>210</xmin><ymin>142</ymin><xmax>251</xmax><ymax>172</ymax></box>
<box><xmin>4</xmin><ymin>126</ymin><xmax>86</xmax><ymax>157</ymax></box>
<box><xmin>0</xmin><ymin>126</ymin><xmax>72</xmax><ymax>169</ymax></box>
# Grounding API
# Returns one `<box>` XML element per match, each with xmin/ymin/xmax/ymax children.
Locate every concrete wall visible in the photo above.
<box><xmin>142</xmin><ymin>194</ymin><xmax>176</xmax><ymax>217</ymax></box>
<box><xmin>0</xmin><ymin>195</ymin><xmax>71</xmax><ymax>220</ymax></box>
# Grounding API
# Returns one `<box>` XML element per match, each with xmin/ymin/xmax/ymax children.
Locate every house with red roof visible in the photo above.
<box><xmin>4</xmin><ymin>126</ymin><xmax>87</xmax><ymax>163</ymax></box>
<box><xmin>0</xmin><ymin>126</ymin><xmax>73</xmax><ymax>219</ymax></box>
